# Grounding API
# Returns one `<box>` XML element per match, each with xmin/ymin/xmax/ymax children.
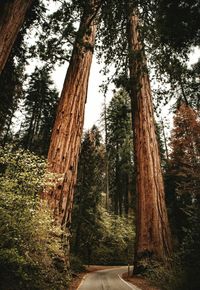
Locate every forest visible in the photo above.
<box><xmin>0</xmin><ymin>0</ymin><xmax>199</xmax><ymax>289</ymax></box>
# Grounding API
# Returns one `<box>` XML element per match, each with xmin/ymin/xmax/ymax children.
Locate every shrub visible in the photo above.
<box><xmin>0</xmin><ymin>146</ymin><xmax>70</xmax><ymax>290</ymax></box>
<box><xmin>144</xmin><ymin>256</ymin><xmax>186</xmax><ymax>290</ymax></box>
<box><xmin>93</xmin><ymin>210</ymin><xmax>135</xmax><ymax>265</ymax></box>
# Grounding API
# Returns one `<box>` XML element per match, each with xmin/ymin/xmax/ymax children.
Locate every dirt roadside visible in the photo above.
<box><xmin>122</xmin><ymin>272</ymin><xmax>160</xmax><ymax>290</ymax></box>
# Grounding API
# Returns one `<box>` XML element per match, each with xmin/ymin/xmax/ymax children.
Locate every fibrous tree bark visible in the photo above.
<box><xmin>127</xmin><ymin>8</ymin><xmax>172</xmax><ymax>272</ymax></box>
<box><xmin>46</xmin><ymin>1</ymin><xmax>101</xmax><ymax>228</ymax></box>
<box><xmin>0</xmin><ymin>0</ymin><xmax>33</xmax><ymax>74</ymax></box>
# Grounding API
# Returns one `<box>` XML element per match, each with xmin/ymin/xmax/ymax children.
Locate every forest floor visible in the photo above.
<box><xmin>69</xmin><ymin>265</ymin><xmax>160</xmax><ymax>290</ymax></box>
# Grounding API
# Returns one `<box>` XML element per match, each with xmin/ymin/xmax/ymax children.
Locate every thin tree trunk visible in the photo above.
<box><xmin>25</xmin><ymin>106</ymin><xmax>36</xmax><ymax>150</ymax></box>
<box><xmin>2</xmin><ymin>110</ymin><xmax>13</xmax><ymax>146</ymax></box>
<box><xmin>127</xmin><ymin>176</ymin><xmax>132</xmax><ymax>216</ymax></box>
<box><xmin>46</xmin><ymin>1</ymin><xmax>100</xmax><ymax>228</ymax></box>
<box><xmin>114</xmin><ymin>142</ymin><xmax>120</xmax><ymax>215</ymax></box>
<box><xmin>127</xmin><ymin>9</ymin><xmax>172</xmax><ymax>272</ymax></box>
<box><xmin>124</xmin><ymin>173</ymin><xmax>132</xmax><ymax>217</ymax></box>
<box><xmin>0</xmin><ymin>0</ymin><xmax>33</xmax><ymax>74</ymax></box>
<box><xmin>104</xmin><ymin>96</ymin><xmax>109</xmax><ymax>209</ymax></box>
<box><xmin>161</xmin><ymin>118</ymin><xmax>169</xmax><ymax>162</ymax></box>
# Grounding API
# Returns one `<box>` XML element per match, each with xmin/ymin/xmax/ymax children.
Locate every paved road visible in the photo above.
<box><xmin>78</xmin><ymin>266</ymin><xmax>141</xmax><ymax>290</ymax></box>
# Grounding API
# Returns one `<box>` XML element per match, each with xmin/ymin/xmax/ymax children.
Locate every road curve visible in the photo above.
<box><xmin>78</xmin><ymin>266</ymin><xmax>141</xmax><ymax>290</ymax></box>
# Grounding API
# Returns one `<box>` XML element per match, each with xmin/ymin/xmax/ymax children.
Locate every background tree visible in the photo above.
<box><xmin>0</xmin><ymin>55</ymin><xmax>24</xmax><ymax>144</ymax></box>
<box><xmin>71</xmin><ymin>126</ymin><xmax>104</xmax><ymax>264</ymax></box>
<box><xmin>20</xmin><ymin>65</ymin><xmax>59</xmax><ymax>156</ymax></box>
<box><xmin>106</xmin><ymin>89</ymin><xmax>134</xmax><ymax>216</ymax></box>
<box><xmin>71</xmin><ymin>126</ymin><xmax>135</xmax><ymax>265</ymax></box>
<box><xmin>166</xmin><ymin>102</ymin><xmax>200</xmax><ymax>242</ymax></box>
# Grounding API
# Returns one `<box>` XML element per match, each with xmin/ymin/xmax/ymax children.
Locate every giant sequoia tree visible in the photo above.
<box><xmin>126</xmin><ymin>7</ymin><xmax>172</xmax><ymax>270</ymax></box>
<box><xmin>0</xmin><ymin>0</ymin><xmax>34</xmax><ymax>73</ymax></box>
<box><xmin>98</xmin><ymin>1</ymin><xmax>172</xmax><ymax>271</ymax></box>
<box><xmin>47</xmin><ymin>0</ymin><xmax>102</xmax><ymax>228</ymax></box>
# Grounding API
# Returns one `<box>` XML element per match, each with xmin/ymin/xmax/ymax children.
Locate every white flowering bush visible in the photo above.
<box><xmin>0</xmin><ymin>146</ymin><xmax>70</xmax><ymax>290</ymax></box>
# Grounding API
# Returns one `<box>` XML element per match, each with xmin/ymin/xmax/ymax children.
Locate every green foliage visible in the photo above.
<box><xmin>156</xmin><ymin>0</ymin><xmax>200</xmax><ymax>51</ymax></box>
<box><xmin>180</xmin><ymin>206</ymin><xmax>200</xmax><ymax>289</ymax></box>
<box><xmin>34</xmin><ymin>0</ymin><xmax>78</xmax><ymax>65</ymax></box>
<box><xmin>72</xmin><ymin>204</ymin><xmax>135</xmax><ymax>266</ymax></box>
<box><xmin>0</xmin><ymin>146</ymin><xmax>70</xmax><ymax>290</ymax></box>
<box><xmin>144</xmin><ymin>256</ymin><xmax>186</xmax><ymax>290</ymax></box>
<box><xmin>94</xmin><ymin>208</ymin><xmax>135</xmax><ymax>265</ymax></box>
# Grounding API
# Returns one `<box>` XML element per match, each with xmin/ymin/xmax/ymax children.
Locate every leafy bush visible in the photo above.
<box><xmin>72</xmin><ymin>204</ymin><xmax>135</xmax><ymax>266</ymax></box>
<box><xmin>0</xmin><ymin>146</ymin><xmax>70</xmax><ymax>290</ymax></box>
<box><xmin>93</xmin><ymin>209</ymin><xmax>135</xmax><ymax>265</ymax></box>
<box><xmin>144</xmin><ymin>256</ymin><xmax>186</xmax><ymax>290</ymax></box>
<box><xmin>145</xmin><ymin>208</ymin><xmax>200</xmax><ymax>290</ymax></box>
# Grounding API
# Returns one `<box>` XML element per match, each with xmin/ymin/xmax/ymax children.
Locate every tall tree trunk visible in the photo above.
<box><xmin>127</xmin><ymin>9</ymin><xmax>172</xmax><ymax>272</ymax></box>
<box><xmin>0</xmin><ymin>0</ymin><xmax>33</xmax><ymax>74</ymax></box>
<box><xmin>46</xmin><ymin>1</ymin><xmax>100</xmax><ymax>228</ymax></box>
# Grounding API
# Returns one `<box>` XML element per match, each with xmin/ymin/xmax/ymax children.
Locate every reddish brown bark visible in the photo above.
<box><xmin>46</xmin><ymin>1</ymin><xmax>100</xmax><ymax>227</ymax></box>
<box><xmin>0</xmin><ymin>0</ymin><xmax>33</xmax><ymax>74</ymax></box>
<box><xmin>127</xmin><ymin>10</ymin><xmax>172</xmax><ymax>270</ymax></box>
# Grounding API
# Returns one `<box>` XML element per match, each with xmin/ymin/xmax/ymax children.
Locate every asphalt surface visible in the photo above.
<box><xmin>78</xmin><ymin>266</ymin><xmax>141</xmax><ymax>290</ymax></box>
